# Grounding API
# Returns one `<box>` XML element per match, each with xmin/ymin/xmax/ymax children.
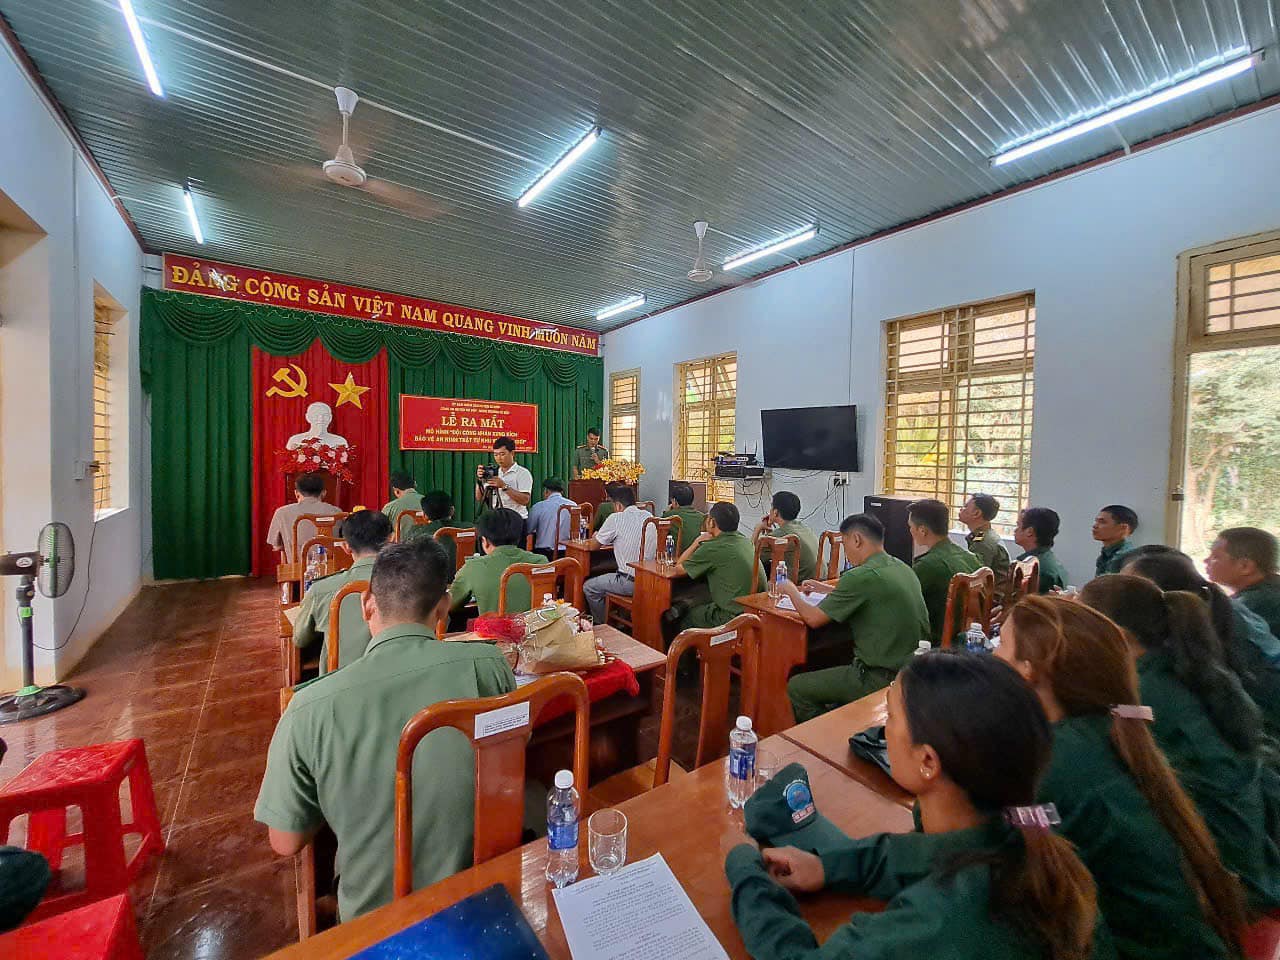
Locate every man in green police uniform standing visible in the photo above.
<box><xmin>663</xmin><ymin>481</ymin><xmax>706</xmax><ymax>552</ymax></box>
<box><xmin>449</xmin><ymin>507</ymin><xmax>546</xmax><ymax>615</ymax></box>
<box><xmin>381</xmin><ymin>470</ymin><xmax>424</xmax><ymax>539</ymax></box>
<box><xmin>908</xmin><ymin>498</ymin><xmax>981</xmax><ymax>646</ymax></box>
<box><xmin>958</xmin><ymin>493</ymin><xmax>1010</xmax><ymax>582</ymax></box>
<box><xmin>1092</xmin><ymin>504</ymin><xmax>1139</xmax><ymax>576</ymax></box>
<box><xmin>255</xmin><ymin>539</ymin><xmax>515</xmax><ymax>921</ymax></box>
<box><xmin>777</xmin><ymin>514</ymin><xmax>929</xmax><ymax>722</ymax></box>
<box><xmin>1207</xmin><ymin>526</ymin><xmax>1280</xmax><ymax>639</ymax></box>
<box><xmin>572</xmin><ymin>427</ymin><xmax>609</xmax><ymax>479</ymax></box>
<box><xmin>670</xmin><ymin>502</ymin><xmax>763</xmax><ymax>630</ymax></box>
<box><xmin>292</xmin><ymin>509</ymin><xmax>392</xmax><ymax>673</ymax></box>
<box><xmin>752</xmin><ymin>491</ymin><xmax>820</xmax><ymax>583</ymax></box>
<box><xmin>1013</xmin><ymin>506</ymin><xmax>1069</xmax><ymax>593</ymax></box>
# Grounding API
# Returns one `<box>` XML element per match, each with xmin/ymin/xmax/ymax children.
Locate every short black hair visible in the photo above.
<box><xmin>543</xmin><ymin>477</ymin><xmax>565</xmax><ymax>494</ymax></box>
<box><xmin>1218</xmin><ymin>527</ymin><xmax>1279</xmax><ymax>576</ymax></box>
<box><xmin>1100</xmin><ymin>504</ymin><xmax>1139</xmax><ymax>533</ymax></box>
<box><xmin>389</xmin><ymin>470</ymin><xmax>415</xmax><ymax>491</ymax></box>
<box><xmin>771</xmin><ymin>491</ymin><xmax>801</xmax><ymax>522</ymax></box>
<box><xmin>587</xmin><ymin>427</ymin><xmax>601</xmax><ymax>437</ymax></box>
<box><xmin>908</xmin><ymin>498</ymin><xmax>950</xmax><ymax>537</ymax></box>
<box><xmin>969</xmin><ymin>494</ymin><xmax>1000</xmax><ymax>521</ymax></box>
<box><xmin>342</xmin><ymin>509</ymin><xmax>392</xmax><ymax>554</ymax></box>
<box><xmin>493</xmin><ymin>436</ymin><xmax>516</xmax><ymax>453</ymax></box>
<box><xmin>477</xmin><ymin>507</ymin><xmax>524</xmax><ymax>547</ymax></box>
<box><xmin>421</xmin><ymin>490</ymin><xmax>454</xmax><ymax>522</ymax></box>
<box><xmin>295</xmin><ymin>473</ymin><xmax>325</xmax><ymax>497</ymax></box>
<box><xmin>669</xmin><ymin>482</ymin><xmax>694</xmax><ymax>507</ymax></box>
<box><xmin>709</xmin><ymin>501</ymin><xmax>740</xmax><ymax>533</ymax></box>
<box><xmin>370</xmin><ymin>539</ymin><xmax>451</xmax><ymax>622</ymax></box>
<box><xmin>608</xmin><ymin>483</ymin><xmax>637</xmax><ymax>508</ymax></box>
<box><xmin>1018</xmin><ymin>507</ymin><xmax>1060</xmax><ymax>548</ymax></box>
<box><xmin>1121</xmin><ymin>543</ymin><xmax>1177</xmax><ymax>567</ymax></box>
<box><xmin>840</xmin><ymin>513</ymin><xmax>884</xmax><ymax>542</ymax></box>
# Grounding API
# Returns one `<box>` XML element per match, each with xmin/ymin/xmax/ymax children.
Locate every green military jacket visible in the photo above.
<box><xmin>254</xmin><ymin>624</ymin><xmax>516</xmax><ymax>921</ymax></box>
<box><xmin>1096</xmin><ymin>539</ymin><xmax>1136</xmax><ymax>577</ymax></box>
<box><xmin>381</xmin><ymin>489</ymin><xmax>425</xmax><ymax>538</ymax></box>
<box><xmin>591</xmin><ymin>500</ymin><xmax>614</xmax><ymax>532</ymax></box>
<box><xmin>573</xmin><ymin>442</ymin><xmax>609</xmax><ymax>477</ymax></box>
<box><xmin>448</xmin><ymin>544</ymin><xmax>547</xmax><ymax>615</ymax></box>
<box><xmin>292</xmin><ymin>555</ymin><xmax>377</xmax><ymax>674</ymax></box>
<box><xmin>681</xmin><ymin>530</ymin><xmax>763</xmax><ymax>626</ymax></box>
<box><xmin>1237</xmin><ymin>576</ymin><xmax>1280</xmax><ymax>640</ymax></box>
<box><xmin>1039</xmin><ymin>713</ymin><xmax>1233</xmax><ymax>960</ymax></box>
<box><xmin>819</xmin><ymin>551</ymin><xmax>930</xmax><ymax>672</ymax></box>
<box><xmin>1137</xmin><ymin>648</ymin><xmax>1280</xmax><ymax>910</ymax></box>
<box><xmin>760</xmin><ymin>519</ymin><xmax>820</xmax><ymax>583</ymax></box>
<box><xmin>402</xmin><ymin>517</ymin><xmax>469</xmax><ymax>571</ymax></box>
<box><xmin>725</xmin><ymin>820</ymin><xmax>1116</xmax><ymax>960</ymax></box>
<box><xmin>662</xmin><ymin>506</ymin><xmax>707</xmax><ymax>552</ymax></box>
<box><xmin>1231</xmin><ymin>600</ymin><xmax>1280</xmax><ymax>736</ymax></box>
<box><xmin>912</xmin><ymin>539</ymin><xmax>982</xmax><ymax>645</ymax></box>
<box><xmin>1018</xmin><ymin>546</ymin><xmax>1068</xmax><ymax>594</ymax></box>
<box><xmin>964</xmin><ymin>525</ymin><xmax>1010</xmax><ymax>582</ymax></box>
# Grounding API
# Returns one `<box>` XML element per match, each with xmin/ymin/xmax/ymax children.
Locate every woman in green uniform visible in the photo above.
<box><xmin>1080</xmin><ymin>574</ymin><xmax>1280</xmax><ymax>912</ymax></box>
<box><xmin>725</xmin><ymin>653</ymin><xmax>1110</xmax><ymax>960</ymax></box>
<box><xmin>997</xmin><ymin>596</ymin><xmax>1247</xmax><ymax>959</ymax></box>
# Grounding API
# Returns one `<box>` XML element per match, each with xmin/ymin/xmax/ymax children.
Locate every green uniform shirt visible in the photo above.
<box><xmin>759</xmin><ymin>519</ymin><xmax>820</xmax><ymax>583</ymax></box>
<box><xmin>1039</xmin><ymin>713</ymin><xmax>1232</xmax><ymax>960</ymax></box>
<box><xmin>1137</xmin><ymin>649</ymin><xmax>1280</xmax><ymax>910</ymax></box>
<box><xmin>1231</xmin><ymin>600</ymin><xmax>1280</xmax><ymax>736</ymax></box>
<box><xmin>1096</xmin><ymin>539</ymin><xmax>1136</xmax><ymax>577</ymax></box>
<box><xmin>1237</xmin><ymin>575</ymin><xmax>1280</xmax><ymax>640</ymax></box>
<box><xmin>381</xmin><ymin>489</ymin><xmax>425</xmax><ymax>539</ymax></box>
<box><xmin>819</xmin><ymin>551</ymin><xmax>930</xmax><ymax>672</ymax></box>
<box><xmin>1018</xmin><ymin>546</ymin><xmax>1068</xmax><ymax>594</ymax></box>
<box><xmin>448</xmin><ymin>544</ymin><xmax>548</xmax><ymax>615</ymax></box>
<box><xmin>912</xmin><ymin>540</ymin><xmax>982</xmax><ymax>645</ymax></box>
<box><xmin>680</xmin><ymin>530</ymin><xmax>762</xmax><ymax>626</ymax></box>
<box><xmin>725</xmin><ymin>820</ymin><xmax>1115</xmax><ymax>960</ymax></box>
<box><xmin>964</xmin><ymin>525</ymin><xmax>1010</xmax><ymax>581</ymax></box>
<box><xmin>292</xmin><ymin>555</ymin><xmax>377</xmax><ymax>674</ymax></box>
<box><xmin>573</xmin><ymin>443</ymin><xmax>609</xmax><ymax>477</ymax></box>
<box><xmin>662</xmin><ymin>506</ymin><xmax>707</xmax><ymax>552</ymax></box>
<box><xmin>254</xmin><ymin>624</ymin><xmax>515</xmax><ymax>921</ymax></box>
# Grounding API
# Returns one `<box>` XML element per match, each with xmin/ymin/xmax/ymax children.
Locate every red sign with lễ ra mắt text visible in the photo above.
<box><xmin>399</xmin><ymin>396</ymin><xmax>538</xmax><ymax>452</ymax></box>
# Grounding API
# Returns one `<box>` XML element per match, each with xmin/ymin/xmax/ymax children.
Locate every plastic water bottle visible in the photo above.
<box><xmin>727</xmin><ymin>716</ymin><xmax>758</xmax><ymax>808</ymax></box>
<box><xmin>302</xmin><ymin>544</ymin><xmax>325</xmax><ymax>593</ymax></box>
<box><xmin>771</xmin><ymin>560</ymin><xmax>789</xmax><ymax>598</ymax></box>
<box><xmin>914</xmin><ymin>640</ymin><xmax>932</xmax><ymax>656</ymax></box>
<box><xmin>545</xmin><ymin>770</ymin><xmax>580</xmax><ymax>888</ymax></box>
<box><xmin>664</xmin><ymin>534</ymin><xmax>676</xmax><ymax>567</ymax></box>
<box><xmin>579</xmin><ymin>516</ymin><xmax>588</xmax><ymax>540</ymax></box>
<box><xmin>965</xmin><ymin>622</ymin><xmax>988</xmax><ymax>655</ymax></box>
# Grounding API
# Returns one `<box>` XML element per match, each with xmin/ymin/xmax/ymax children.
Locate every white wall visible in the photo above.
<box><xmin>604</xmin><ymin>103</ymin><xmax>1280</xmax><ymax>584</ymax></box>
<box><xmin>0</xmin><ymin>37</ymin><xmax>144</xmax><ymax>686</ymax></box>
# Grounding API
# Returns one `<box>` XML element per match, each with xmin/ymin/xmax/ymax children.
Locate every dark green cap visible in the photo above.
<box><xmin>744</xmin><ymin>762</ymin><xmax>850</xmax><ymax>855</ymax></box>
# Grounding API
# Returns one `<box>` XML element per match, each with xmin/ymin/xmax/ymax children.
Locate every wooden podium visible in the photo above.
<box><xmin>285</xmin><ymin>470</ymin><xmax>342</xmax><ymax>509</ymax></box>
<box><xmin>568</xmin><ymin>480</ymin><xmax>638</xmax><ymax>511</ymax></box>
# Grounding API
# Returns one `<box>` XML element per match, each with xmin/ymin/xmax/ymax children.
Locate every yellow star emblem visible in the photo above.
<box><xmin>329</xmin><ymin>372</ymin><xmax>371</xmax><ymax>409</ymax></box>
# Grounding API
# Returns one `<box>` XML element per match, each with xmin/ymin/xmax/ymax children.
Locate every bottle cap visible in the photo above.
<box><xmin>554</xmin><ymin>769</ymin><xmax>574</xmax><ymax>789</ymax></box>
<box><xmin>917</xmin><ymin>640</ymin><xmax>931</xmax><ymax>650</ymax></box>
<box><xmin>969</xmin><ymin>622</ymin><xmax>982</xmax><ymax>631</ymax></box>
<box><xmin>735</xmin><ymin>715</ymin><xmax>752</xmax><ymax>731</ymax></box>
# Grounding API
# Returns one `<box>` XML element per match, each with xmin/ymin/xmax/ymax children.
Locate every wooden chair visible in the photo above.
<box><xmin>817</xmin><ymin>530</ymin><xmax>844</xmax><ymax>580</ymax></box>
<box><xmin>297</xmin><ymin>535</ymin><xmax>352</xmax><ymax>580</ymax></box>
<box><xmin>939</xmin><ymin>568</ymin><xmax>996</xmax><ymax>648</ymax></box>
<box><xmin>393</xmin><ymin>673</ymin><xmax>590</xmax><ymax>898</ymax></box>
<box><xmin>636</xmin><ymin>500</ymin><xmax>656</xmax><ymax>515</ymax></box>
<box><xmin>288</xmin><ymin>512</ymin><xmax>347</xmax><ymax>563</ymax></box>
<box><xmin>1010</xmin><ymin>556</ymin><xmax>1040</xmax><ymax>600</ymax></box>
<box><xmin>434</xmin><ymin>527</ymin><xmax>478</xmax><ymax>574</ymax></box>
<box><xmin>277</xmin><ymin>686</ymin><xmax>322</xmax><ymax>940</ymax></box>
<box><xmin>325</xmin><ymin>580</ymin><xmax>370</xmax><ymax>673</ymax></box>
<box><xmin>752</xmin><ymin>534</ymin><xmax>801</xmax><ymax>592</ymax></box>
<box><xmin>392</xmin><ymin>510</ymin><xmax>430</xmax><ymax>543</ymax></box>
<box><xmin>499</xmin><ymin>558</ymin><xmax>584</xmax><ymax>612</ymax></box>
<box><xmin>555</xmin><ymin>503</ymin><xmax>590</xmax><ymax>556</ymax></box>
<box><xmin>603</xmin><ymin>515</ymin><xmax>683</xmax><ymax>632</ymax></box>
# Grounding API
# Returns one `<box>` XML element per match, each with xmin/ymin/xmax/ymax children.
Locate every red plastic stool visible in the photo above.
<box><xmin>1243</xmin><ymin>911</ymin><xmax>1280</xmax><ymax>960</ymax></box>
<box><xmin>0</xmin><ymin>739</ymin><xmax>164</xmax><ymax>921</ymax></box>
<box><xmin>0</xmin><ymin>893</ymin><xmax>143</xmax><ymax>959</ymax></box>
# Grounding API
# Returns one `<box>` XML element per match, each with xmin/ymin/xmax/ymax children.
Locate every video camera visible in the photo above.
<box><xmin>479</xmin><ymin>464</ymin><xmax>499</xmax><ymax>480</ymax></box>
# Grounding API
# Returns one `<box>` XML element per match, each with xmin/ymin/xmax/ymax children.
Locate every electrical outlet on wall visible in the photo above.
<box><xmin>831</xmin><ymin>473</ymin><xmax>849</xmax><ymax>487</ymax></box>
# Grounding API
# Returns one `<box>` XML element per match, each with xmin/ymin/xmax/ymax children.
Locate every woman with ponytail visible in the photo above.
<box><xmin>1080</xmin><ymin>574</ymin><xmax>1280</xmax><ymax>911</ymax></box>
<box><xmin>725</xmin><ymin>653</ymin><xmax>1110</xmax><ymax>959</ymax></box>
<box><xmin>998</xmin><ymin>596</ymin><xmax>1246</xmax><ymax>959</ymax></box>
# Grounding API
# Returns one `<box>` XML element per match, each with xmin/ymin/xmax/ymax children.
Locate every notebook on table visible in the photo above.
<box><xmin>351</xmin><ymin>883</ymin><xmax>548</xmax><ymax>959</ymax></box>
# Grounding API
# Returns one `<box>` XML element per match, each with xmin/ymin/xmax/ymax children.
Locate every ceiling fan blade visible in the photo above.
<box><xmin>359</xmin><ymin>178</ymin><xmax>451</xmax><ymax>222</ymax></box>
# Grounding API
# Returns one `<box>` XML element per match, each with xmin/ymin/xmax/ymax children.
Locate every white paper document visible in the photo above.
<box><xmin>553</xmin><ymin>853</ymin><xmax>729</xmax><ymax>960</ymax></box>
<box><xmin>775</xmin><ymin>592</ymin><xmax>825</xmax><ymax>611</ymax></box>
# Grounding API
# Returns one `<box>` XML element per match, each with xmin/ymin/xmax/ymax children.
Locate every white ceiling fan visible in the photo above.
<box><xmin>686</xmin><ymin>220</ymin><xmax>725</xmax><ymax>283</ymax></box>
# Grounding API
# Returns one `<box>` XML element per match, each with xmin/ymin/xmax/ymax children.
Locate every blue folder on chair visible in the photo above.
<box><xmin>351</xmin><ymin>883</ymin><xmax>549</xmax><ymax>959</ymax></box>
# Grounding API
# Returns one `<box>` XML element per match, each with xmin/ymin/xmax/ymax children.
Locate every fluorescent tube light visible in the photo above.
<box><xmin>118</xmin><ymin>0</ymin><xmax>164</xmax><ymax>97</ymax></box>
<box><xmin>991</xmin><ymin>51</ymin><xmax>1259</xmax><ymax>166</ymax></box>
<box><xmin>183</xmin><ymin>186</ymin><xmax>204</xmax><ymax>244</ymax></box>
<box><xmin>723</xmin><ymin>226</ymin><xmax>818</xmax><ymax>272</ymax></box>
<box><xmin>596</xmin><ymin>294</ymin><xmax>645</xmax><ymax>321</ymax></box>
<box><xmin>517</xmin><ymin>127</ymin><xmax>601</xmax><ymax>207</ymax></box>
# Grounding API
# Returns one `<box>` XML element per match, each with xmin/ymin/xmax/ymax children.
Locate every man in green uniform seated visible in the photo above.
<box><xmin>255</xmin><ymin>538</ymin><xmax>516</xmax><ymax>921</ymax></box>
<box><xmin>572</xmin><ymin>427</ymin><xmax>609</xmax><ymax>479</ymax></box>
<box><xmin>908</xmin><ymin>498</ymin><xmax>981</xmax><ymax>646</ymax></box>
<box><xmin>1207</xmin><ymin>526</ymin><xmax>1280</xmax><ymax>639</ymax></box>
<box><xmin>1013</xmin><ymin>506</ymin><xmax>1069</xmax><ymax>594</ymax></box>
<box><xmin>402</xmin><ymin>490</ymin><xmax>464</xmax><ymax>566</ymax></box>
<box><xmin>662</xmin><ymin>481</ymin><xmax>706</xmax><ymax>552</ymax></box>
<box><xmin>752</xmin><ymin>491</ymin><xmax>820</xmax><ymax>583</ymax></box>
<box><xmin>1092</xmin><ymin>504</ymin><xmax>1139</xmax><ymax>576</ymax></box>
<box><xmin>958</xmin><ymin>493</ymin><xmax>1010</xmax><ymax>582</ymax></box>
<box><xmin>777</xmin><ymin>513</ymin><xmax>929</xmax><ymax>722</ymax></box>
<box><xmin>670</xmin><ymin>502</ymin><xmax>762</xmax><ymax>630</ymax></box>
<box><xmin>381</xmin><ymin>470</ymin><xmax>424</xmax><ymax>540</ymax></box>
<box><xmin>292</xmin><ymin>509</ymin><xmax>392</xmax><ymax>673</ymax></box>
<box><xmin>448</xmin><ymin>507</ymin><xmax>546</xmax><ymax>615</ymax></box>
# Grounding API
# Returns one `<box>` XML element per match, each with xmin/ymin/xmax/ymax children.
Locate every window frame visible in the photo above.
<box><xmin>608</xmin><ymin>368</ymin><xmax>641</xmax><ymax>464</ymax></box>
<box><xmin>674</xmin><ymin>352</ymin><xmax>737</xmax><ymax>503</ymax></box>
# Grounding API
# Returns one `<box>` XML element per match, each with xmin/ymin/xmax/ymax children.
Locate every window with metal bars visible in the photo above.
<box><xmin>93</xmin><ymin>299</ymin><xmax>115</xmax><ymax>514</ymax></box>
<box><xmin>883</xmin><ymin>295</ymin><xmax>1035</xmax><ymax>536</ymax></box>
<box><xmin>1191</xmin><ymin>236</ymin><xmax>1280</xmax><ymax>342</ymax></box>
<box><xmin>675</xmin><ymin>353</ymin><xmax>736</xmax><ymax>503</ymax></box>
<box><xmin>609</xmin><ymin>370</ymin><xmax>640</xmax><ymax>463</ymax></box>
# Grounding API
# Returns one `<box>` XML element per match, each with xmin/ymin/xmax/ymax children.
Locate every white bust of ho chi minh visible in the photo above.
<box><xmin>286</xmin><ymin>401</ymin><xmax>349</xmax><ymax>450</ymax></box>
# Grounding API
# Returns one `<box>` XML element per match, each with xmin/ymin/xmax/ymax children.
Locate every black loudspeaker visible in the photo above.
<box><xmin>863</xmin><ymin>495</ymin><xmax>915</xmax><ymax>565</ymax></box>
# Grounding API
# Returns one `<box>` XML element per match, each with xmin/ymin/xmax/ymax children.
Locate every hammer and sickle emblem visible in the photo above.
<box><xmin>266</xmin><ymin>364</ymin><xmax>308</xmax><ymax>398</ymax></box>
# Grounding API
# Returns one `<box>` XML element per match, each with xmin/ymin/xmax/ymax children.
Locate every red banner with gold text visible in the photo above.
<box><xmin>399</xmin><ymin>396</ymin><xmax>539</xmax><ymax>452</ymax></box>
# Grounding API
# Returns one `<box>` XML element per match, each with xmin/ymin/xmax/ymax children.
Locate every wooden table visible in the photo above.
<box><xmin>734</xmin><ymin>590</ymin><xmax>819</xmax><ymax>737</ymax></box>
<box><xmin>266</xmin><ymin>734</ymin><xmax>912</xmax><ymax>959</ymax></box>
<box><xmin>627</xmin><ymin>558</ymin><xmax>686</xmax><ymax>651</ymax></box>
<box><xmin>563</xmin><ymin>538</ymin><xmax>615</xmax><ymax>579</ymax></box>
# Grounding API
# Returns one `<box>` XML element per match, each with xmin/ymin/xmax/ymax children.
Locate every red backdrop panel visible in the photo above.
<box><xmin>399</xmin><ymin>395</ymin><xmax>538</xmax><ymax>451</ymax></box>
<box><xmin>251</xmin><ymin>342</ymin><xmax>389</xmax><ymax>577</ymax></box>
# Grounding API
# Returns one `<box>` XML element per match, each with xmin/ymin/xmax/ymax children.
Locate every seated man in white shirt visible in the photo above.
<box><xmin>266</xmin><ymin>472</ymin><xmax>340</xmax><ymax>562</ymax></box>
<box><xmin>474</xmin><ymin>435</ymin><xmax>534</xmax><ymax>522</ymax></box>
<box><xmin>582</xmin><ymin>485</ymin><xmax>655</xmax><ymax>623</ymax></box>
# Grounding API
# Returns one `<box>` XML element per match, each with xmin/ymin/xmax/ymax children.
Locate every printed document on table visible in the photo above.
<box><xmin>552</xmin><ymin>853</ymin><xmax>728</xmax><ymax>960</ymax></box>
<box><xmin>775</xmin><ymin>592</ymin><xmax>825</xmax><ymax>611</ymax></box>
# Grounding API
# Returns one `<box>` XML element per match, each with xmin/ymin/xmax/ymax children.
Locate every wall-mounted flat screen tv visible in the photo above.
<box><xmin>761</xmin><ymin>405</ymin><xmax>859</xmax><ymax>471</ymax></box>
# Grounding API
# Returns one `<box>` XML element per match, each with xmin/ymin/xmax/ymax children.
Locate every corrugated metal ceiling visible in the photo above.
<box><xmin>2</xmin><ymin>0</ymin><xmax>1277</xmax><ymax>331</ymax></box>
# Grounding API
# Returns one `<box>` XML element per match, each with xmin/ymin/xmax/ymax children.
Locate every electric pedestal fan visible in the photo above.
<box><xmin>0</xmin><ymin>522</ymin><xmax>80</xmax><ymax>723</ymax></box>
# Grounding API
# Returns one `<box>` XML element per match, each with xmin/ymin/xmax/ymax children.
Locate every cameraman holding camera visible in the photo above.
<box><xmin>475</xmin><ymin>436</ymin><xmax>533</xmax><ymax>520</ymax></box>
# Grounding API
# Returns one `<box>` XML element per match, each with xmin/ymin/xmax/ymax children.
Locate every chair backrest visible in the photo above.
<box><xmin>1011</xmin><ymin>556</ymin><xmax>1040</xmax><ymax>600</ymax></box>
<box><xmin>499</xmin><ymin>558</ymin><xmax>584</xmax><ymax>612</ymax></box>
<box><xmin>636</xmin><ymin>500</ymin><xmax>656</xmax><ymax>516</ymax></box>
<box><xmin>325</xmin><ymin>579</ymin><xmax>370</xmax><ymax>673</ymax></box>
<box><xmin>555</xmin><ymin>503</ymin><xmax>587</xmax><ymax>555</ymax></box>
<box><xmin>640</xmin><ymin>515</ymin><xmax>682</xmax><ymax>562</ymax></box>
<box><xmin>289</xmin><ymin>512</ymin><xmax>347</xmax><ymax>562</ymax></box>
<box><xmin>298</xmin><ymin>535</ymin><xmax>353</xmax><ymax>580</ymax></box>
<box><xmin>817</xmin><ymin>530</ymin><xmax>844</xmax><ymax>580</ymax></box>
<box><xmin>394</xmin><ymin>672</ymin><xmax>590</xmax><ymax>898</ymax></box>
<box><xmin>939</xmin><ymin>568</ymin><xmax>997</xmax><ymax>648</ymax></box>
<box><xmin>434</xmin><ymin>527</ymin><xmax>478</xmax><ymax>574</ymax></box>
<box><xmin>751</xmin><ymin>535</ymin><xmax>801</xmax><ymax>592</ymax></box>
<box><xmin>393</xmin><ymin>510</ymin><xmax>427</xmax><ymax>542</ymax></box>
<box><xmin>653</xmin><ymin>614</ymin><xmax>763</xmax><ymax>786</ymax></box>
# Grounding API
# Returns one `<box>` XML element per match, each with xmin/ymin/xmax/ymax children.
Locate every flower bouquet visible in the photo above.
<box><xmin>277</xmin><ymin>437</ymin><xmax>356</xmax><ymax>484</ymax></box>
<box><xmin>580</xmin><ymin>458</ymin><xmax>646</xmax><ymax>484</ymax></box>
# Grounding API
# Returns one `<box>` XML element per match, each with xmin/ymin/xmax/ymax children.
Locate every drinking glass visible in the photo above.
<box><xmin>754</xmin><ymin>748</ymin><xmax>779</xmax><ymax>793</ymax></box>
<box><xmin>588</xmin><ymin>808</ymin><xmax>628</xmax><ymax>876</ymax></box>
